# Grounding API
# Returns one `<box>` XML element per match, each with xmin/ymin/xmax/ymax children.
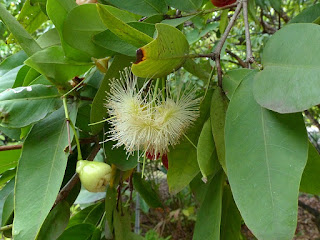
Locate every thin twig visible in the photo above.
<box><xmin>0</xmin><ymin>144</ymin><xmax>22</xmax><ymax>151</ymax></box>
<box><xmin>0</xmin><ymin>224</ymin><xmax>12</xmax><ymax>232</ymax></box>
<box><xmin>212</xmin><ymin>1</ymin><xmax>243</xmax><ymax>87</ymax></box>
<box><xmin>66</xmin><ymin>121</ymin><xmax>73</xmax><ymax>154</ymax></box>
<box><xmin>242</xmin><ymin>0</ymin><xmax>253</xmax><ymax>68</ymax></box>
<box><xmin>225</xmin><ymin>49</ymin><xmax>248</xmax><ymax>68</ymax></box>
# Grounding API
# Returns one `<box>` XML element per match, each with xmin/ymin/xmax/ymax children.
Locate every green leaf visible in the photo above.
<box><xmin>7</xmin><ymin>0</ymin><xmax>47</xmax><ymax>44</ymax></box>
<box><xmin>46</xmin><ymin>0</ymin><xmax>90</xmax><ymax>61</ymax></box>
<box><xmin>210</xmin><ymin>87</ymin><xmax>229</xmax><ymax>172</ymax></box>
<box><xmin>219</xmin><ymin>9</ymin><xmax>229</xmax><ymax>34</ymax></box>
<box><xmin>36</xmin><ymin>201</ymin><xmax>70</xmax><ymax>240</ymax></box>
<box><xmin>132</xmin><ymin>173</ymin><xmax>162</xmax><ymax>208</ymax></box>
<box><xmin>0</xmin><ymin>66</ymin><xmax>23</xmax><ymax>93</ymax></box>
<box><xmin>113</xmin><ymin>210</ymin><xmax>143</xmax><ymax>240</ymax></box>
<box><xmin>220</xmin><ymin>185</ymin><xmax>242</xmax><ymax>240</ymax></box>
<box><xmin>0</xmin><ymin>4</ymin><xmax>41</xmax><ymax>56</ymax></box>
<box><xmin>93</xmin><ymin>22</ymin><xmax>155</xmax><ymax>57</ymax></box>
<box><xmin>37</xmin><ymin>29</ymin><xmax>61</xmax><ymax>48</ymax></box>
<box><xmin>105</xmin><ymin>186</ymin><xmax>117</xmax><ymax>234</ymax></box>
<box><xmin>0</xmin><ymin>85</ymin><xmax>62</xmax><ymax>128</ymax></box>
<box><xmin>253</xmin><ymin>23</ymin><xmax>320</xmax><ymax>113</ymax></box>
<box><xmin>300</xmin><ymin>143</ymin><xmax>320</xmax><ymax>195</ymax></box>
<box><xmin>90</xmin><ymin>55</ymin><xmax>133</xmax><ymax>134</ymax></box>
<box><xmin>0</xmin><ymin>179</ymin><xmax>14</xmax><ymax>225</ymax></box>
<box><xmin>222</xmin><ymin>69</ymin><xmax>252</xmax><ymax>100</ymax></box>
<box><xmin>0</xmin><ymin>169</ymin><xmax>16</xmax><ymax>187</ymax></box>
<box><xmin>193</xmin><ymin>170</ymin><xmax>224</xmax><ymax>240</ymax></box>
<box><xmin>289</xmin><ymin>3</ymin><xmax>320</xmax><ymax>23</ymax></box>
<box><xmin>25</xmin><ymin>46</ymin><xmax>93</xmax><ymax>88</ymax></box>
<box><xmin>183</xmin><ymin>59</ymin><xmax>211</xmax><ymax>81</ymax></box>
<box><xmin>161</xmin><ymin>15</ymin><xmax>196</xmax><ymax>27</ymax></box>
<box><xmin>167</xmin><ymin>90</ymin><xmax>212</xmax><ymax>194</ymax></box>
<box><xmin>225</xmin><ymin>72</ymin><xmax>308</xmax><ymax>240</ymax></box>
<box><xmin>104</xmin><ymin>0</ymin><xmax>167</xmax><ymax>17</ymax></box>
<box><xmin>269</xmin><ymin>0</ymin><xmax>281</xmax><ymax>12</ymax></box>
<box><xmin>104</xmin><ymin>140</ymin><xmax>138</xmax><ymax>171</ymax></box>
<box><xmin>165</xmin><ymin>0</ymin><xmax>202</xmax><ymax>12</ymax></box>
<box><xmin>13</xmin><ymin>65</ymin><xmax>31</xmax><ymax>88</ymax></box>
<box><xmin>97</xmin><ymin>4</ymin><xmax>153</xmax><ymax>48</ymax></box>
<box><xmin>68</xmin><ymin>202</ymin><xmax>104</xmax><ymax>229</ymax></box>
<box><xmin>57</xmin><ymin>223</ymin><xmax>96</xmax><ymax>240</ymax></box>
<box><xmin>13</xmin><ymin>104</ymin><xmax>78</xmax><ymax>240</ymax></box>
<box><xmin>0</xmin><ymin>149</ymin><xmax>20</xmax><ymax>174</ymax></box>
<box><xmin>132</xmin><ymin>23</ymin><xmax>189</xmax><ymax>78</ymax></box>
<box><xmin>2</xmin><ymin>190</ymin><xmax>14</xmax><ymax>226</ymax></box>
<box><xmin>197</xmin><ymin>118</ymin><xmax>219</xmax><ymax>180</ymax></box>
<box><xmin>62</xmin><ymin>4</ymin><xmax>135</xmax><ymax>58</ymax></box>
<box><xmin>0</xmin><ymin>51</ymin><xmax>27</xmax><ymax>77</ymax></box>
<box><xmin>22</xmin><ymin>68</ymin><xmax>41</xmax><ymax>86</ymax></box>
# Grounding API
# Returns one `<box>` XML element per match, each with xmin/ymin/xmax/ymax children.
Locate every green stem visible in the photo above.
<box><xmin>183</xmin><ymin>133</ymin><xmax>197</xmax><ymax>149</ymax></box>
<box><xmin>63</xmin><ymin>97</ymin><xmax>82</xmax><ymax>160</ymax></box>
<box><xmin>88</xmin><ymin>116</ymin><xmax>116</xmax><ymax>126</ymax></box>
<box><xmin>152</xmin><ymin>78</ymin><xmax>160</xmax><ymax>102</ymax></box>
<box><xmin>0</xmin><ymin>224</ymin><xmax>12</xmax><ymax>232</ymax></box>
<box><xmin>161</xmin><ymin>77</ymin><xmax>166</xmax><ymax>101</ymax></box>
<box><xmin>141</xmin><ymin>153</ymin><xmax>146</xmax><ymax>178</ymax></box>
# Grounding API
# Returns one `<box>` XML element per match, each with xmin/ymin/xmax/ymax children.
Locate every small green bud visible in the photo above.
<box><xmin>76</xmin><ymin>160</ymin><xmax>112</xmax><ymax>192</ymax></box>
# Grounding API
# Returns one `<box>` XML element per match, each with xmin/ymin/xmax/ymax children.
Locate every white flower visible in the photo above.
<box><xmin>105</xmin><ymin>69</ymin><xmax>200</xmax><ymax>158</ymax></box>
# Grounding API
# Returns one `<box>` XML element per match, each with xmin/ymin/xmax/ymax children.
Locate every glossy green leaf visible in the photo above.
<box><xmin>0</xmin><ymin>179</ymin><xmax>14</xmax><ymax>225</ymax></box>
<box><xmin>93</xmin><ymin>22</ymin><xmax>155</xmax><ymax>57</ymax></box>
<box><xmin>0</xmin><ymin>169</ymin><xmax>16</xmax><ymax>187</ymax></box>
<box><xmin>226</xmin><ymin>72</ymin><xmax>308</xmax><ymax>240</ymax></box>
<box><xmin>269</xmin><ymin>0</ymin><xmax>281</xmax><ymax>12</ymax></box>
<box><xmin>193</xmin><ymin>170</ymin><xmax>224</xmax><ymax>240</ymax></box>
<box><xmin>132</xmin><ymin>23</ymin><xmax>189</xmax><ymax>78</ymax></box>
<box><xmin>219</xmin><ymin>9</ymin><xmax>229</xmax><ymax>34</ymax></box>
<box><xmin>165</xmin><ymin>0</ymin><xmax>202</xmax><ymax>12</ymax></box>
<box><xmin>183</xmin><ymin>59</ymin><xmax>211</xmax><ymax>81</ymax></box>
<box><xmin>0</xmin><ymin>85</ymin><xmax>62</xmax><ymax>128</ymax></box>
<box><xmin>161</xmin><ymin>15</ymin><xmax>196</xmax><ymax>27</ymax></box>
<box><xmin>62</xmin><ymin>4</ymin><xmax>135</xmax><ymax>58</ymax></box>
<box><xmin>289</xmin><ymin>3</ymin><xmax>320</xmax><ymax>23</ymax></box>
<box><xmin>68</xmin><ymin>202</ymin><xmax>104</xmax><ymax>229</ymax></box>
<box><xmin>25</xmin><ymin>46</ymin><xmax>93</xmax><ymax>88</ymax></box>
<box><xmin>220</xmin><ymin>185</ymin><xmax>241</xmax><ymax>240</ymax></box>
<box><xmin>105</xmin><ymin>186</ymin><xmax>117</xmax><ymax>234</ymax></box>
<box><xmin>97</xmin><ymin>4</ymin><xmax>153</xmax><ymax>48</ymax></box>
<box><xmin>0</xmin><ymin>51</ymin><xmax>27</xmax><ymax>77</ymax></box>
<box><xmin>37</xmin><ymin>29</ymin><xmax>61</xmax><ymax>48</ymax></box>
<box><xmin>113</xmin><ymin>210</ymin><xmax>143</xmax><ymax>240</ymax></box>
<box><xmin>0</xmin><ymin>4</ymin><xmax>41</xmax><ymax>56</ymax></box>
<box><xmin>104</xmin><ymin>0</ymin><xmax>167</xmax><ymax>16</ymax></box>
<box><xmin>2</xmin><ymin>190</ymin><xmax>13</xmax><ymax>226</ymax></box>
<box><xmin>210</xmin><ymin>87</ymin><xmax>229</xmax><ymax>172</ymax></box>
<box><xmin>197</xmin><ymin>118</ymin><xmax>219</xmax><ymax>180</ymax></box>
<box><xmin>0</xmin><ymin>66</ymin><xmax>23</xmax><ymax>93</ymax></box>
<box><xmin>46</xmin><ymin>0</ymin><xmax>90</xmax><ymax>61</ymax></box>
<box><xmin>90</xmin><ymin>55</ymin><xmax>133</xmax><ymax>134</ymax></box>
<box><xmin>104</xmin><ymin>140</ymin><xmax>138</xmax><ymax>171</ymax></box>
<box><xmin>13</xmin><ymin>65</ymin><xmax>31</xmax><ymax>88</ymax></box>
<box><xmin>300</xmin><ymin>143</ymin><xmax>320</xmax><ymax>195</ymax></box>
<box><xmin>222</xmin><ymin>69</ymin><xmax>252</xmax><ymax>100</ymax></box>
<box><xmin>7</xmin><ymin>0</ymin><xmax>47</xmax><ymax>43</ymax></box>
<box><xmin>57</xmin><ymin>223</ymin><xmax>96</xmax><ymax>240</ymax></box>
<box><xmin>22</xmin><ymin>68</ymin><xmax>41</xmax><ymax>86</ymax></box>
<box><xmin>133</xmin><ymin>173</ymin><xmax>162</xmax><ymax>208</ymax></box>
<box><xmin>13</xmin><ymin>104</ymin><xmax>78</xmax><ymax>240</ymax></box>
<box><xmin>0</xmin><ymin>149</ymin><xmax>20</xmax><ymax>174</ymax></box>
<box><xmin>253</xmin><ymin>23</ymin><xmax>320</xmax><ymax>113</ymax></box>
<box><xmin>36</xmin><ymin>201</ymin><xmax>70</xmax><ymax>240</ymax></box>
<box><xmin>167</xmin><ymin>90</ymin><xmax>212</xmax><ymax>194</ymax></box>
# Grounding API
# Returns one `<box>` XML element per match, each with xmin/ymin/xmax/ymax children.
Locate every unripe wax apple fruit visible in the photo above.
<box><xmin>76</xmin><ymin>160</ymin><xmax>112</xmax><ymax>192</ymax></box>
<box><xmin>211</xmin><ymin>0</ymin><xmax>236</xmax><ymax>7</ymax></box>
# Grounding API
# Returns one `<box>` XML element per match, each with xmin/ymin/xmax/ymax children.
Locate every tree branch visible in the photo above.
<box><xmin>242</xmin><ymin>0</ymin><xmax>253</xmax><ymax>68</ymax></box>
<box><xmin>212</xmin><ymin>1</ymin><xmax>243</xmax><ymax>87</ymax></box>
<box><xmin>225</xmin><ymin>49</ymin><xmax>248</xmax><ymax>68</ymax></box>
<box><xmin>304</xmin><ymin>110</ymin><xmax>320</xmax><ymax>131</ymax></box>
<box><xmin>0</xmin><ymin>144</ymin><xmax>22</xmax><ymax>151</ymax></box>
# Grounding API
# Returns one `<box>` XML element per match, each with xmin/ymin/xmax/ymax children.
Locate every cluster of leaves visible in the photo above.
<box><xmin>0</xmin><ymin>0</ymin><xmax>320</xmax><ymax>240</ymax></box>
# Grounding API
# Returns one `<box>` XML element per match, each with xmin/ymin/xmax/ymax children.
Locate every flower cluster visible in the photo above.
<box><xmin>105</xmin><ymin>69</ymin><xmax>200</xmax><ymax>158</ymax></box>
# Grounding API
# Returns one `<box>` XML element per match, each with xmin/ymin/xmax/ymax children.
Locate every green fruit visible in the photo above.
<box><xmin>76</xmin><ymin>160</ymin><xmax>112</xmax><ymax>192</ymax></box>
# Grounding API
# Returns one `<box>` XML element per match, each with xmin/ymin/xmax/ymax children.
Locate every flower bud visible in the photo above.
<box><xmin>76</xmin><ymin>160</ymin><xmax>112</xmax><ymax>192</ymax></box>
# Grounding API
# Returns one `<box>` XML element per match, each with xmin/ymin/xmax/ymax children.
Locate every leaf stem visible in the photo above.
<box><xmin>88</xmin><ymin>116</ymin><xmax>116</xmax><ymax>126</ymax></box>
<box><xmin>63</xmin><ymin>97</ymin><xmax>82</xmax><ymax>160</ymax></box>
<box><xmin>0</xmin><ymin>224</ymin><xmax>12</xmax><ymax>232</ymax></box>
<box><xmin>153</xmin><ymin>78</ymin><xmax>160</xmax><ymax>102</ymax></box>
<box><xmin>183</xmin><ymin>133</ymin><xmax>197</xmax><ymax>149</ymax></box>
<box><xmin>141</xmin><ymin>153</ymin><xmax>146</xmax><ymax>178</ymax></box>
